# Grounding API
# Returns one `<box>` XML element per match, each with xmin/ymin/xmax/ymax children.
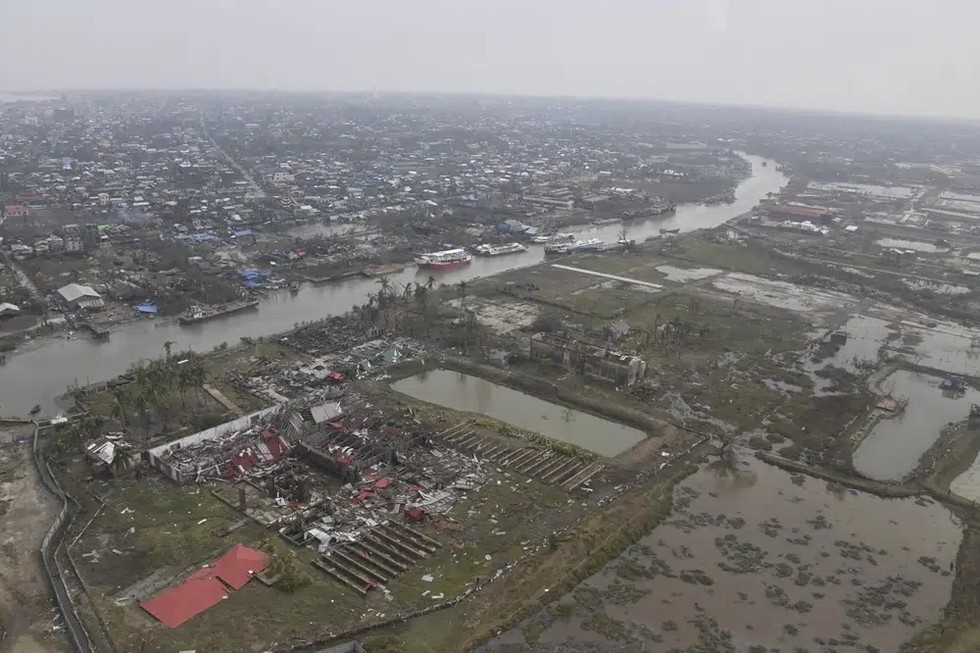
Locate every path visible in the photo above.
<box><xmin>198</xmin><ymin>110</ymin><xmax>266</xmax><ymax>199</ymax></box>
<box><xmin>0</xmin><ymin>431</ymin><xmax>70</xmax><ymax>652</ymax></box>
<box><xmin>550</xmin><ymin>264</ymin><xmax>664</xmax><ymax>290</ymax></box>
<box><xmin>203</xmin><ymin>383</ymin><xmax>244</xmax><ymax>415</ymax></box>
<box><xmin>2</xmin><ymin>254</ymin><xmax>43</xmax><ymax>304</ymax></box>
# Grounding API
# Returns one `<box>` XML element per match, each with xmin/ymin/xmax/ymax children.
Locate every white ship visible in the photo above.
<box><xmin>474</xmin><ymin>242</ymin><xmax>528</xmax><ymax>256</ymax></box>
<box><xmin>414</xmin><ymin>248</ymin><xmax>473</xmax><ymax>269</ymax></box>
<box><xmin>549</xmin><ymin>238</ymin><xmax>605</xmax><ymax>254</ymax></box>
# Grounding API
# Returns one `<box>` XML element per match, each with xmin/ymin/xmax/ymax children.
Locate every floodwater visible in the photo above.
<box><xmin>712</xmin><ymin>272</ymin><xmax>856</xmax><ymax>318</ymax></box>
<box><xmin>895</xmin><ymin>322</ymin><xmax>980</xmax><ymax>377</ymax></box>
<box><xmin>949</xmin><ymin>443</ymin><xmax>980</xmax><ymax>503</ymax></box>
<box><xmin>903</xmin><ymin>278</ymin><xmax>970</xmax><ymax>295</ymax></box>
<box><xmin>0</xmin><ymin>154</ymin><xmax>786</xmax><ymax>414</ymax></box>
<box><xmin>852</xmin><ymin>370</ymin><xmax>980</xmax><ymax>481</ymax></box>
<box><xmin>876</xmin><ymin>237</ymin><xmax>948</xmax><ymax>253</ymax></box>
<box><xmin>485</xmin><ymin>457</ymin><xmax>960</xmax><ymax>652</ymax></box>
<box><xmin>654</xmin><ymin>265</ymin><xmax>723</xmax><ymax>283</ymax></box>
<box><xmin>391</xmin><ymin>370</ymin><xmax>645</xmax><ymax>457</ymax></box>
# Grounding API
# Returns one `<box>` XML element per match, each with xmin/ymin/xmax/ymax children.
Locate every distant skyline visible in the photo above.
<box><xmin>4</xmin><ymin>0</ymin><xmax>980</xmax><ymax>120</ymax></box>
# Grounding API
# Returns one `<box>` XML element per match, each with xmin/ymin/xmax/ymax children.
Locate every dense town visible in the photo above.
<box><xmin>2</xmin><ymin>91</ymin><xmax>980</xmax><ymax>653</ymax></box>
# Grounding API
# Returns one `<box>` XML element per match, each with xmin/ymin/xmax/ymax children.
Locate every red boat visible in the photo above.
<box><xmin>414</xmin><ymin>248</ymin><xmax>472</xmax><ymax>269</ymax></box>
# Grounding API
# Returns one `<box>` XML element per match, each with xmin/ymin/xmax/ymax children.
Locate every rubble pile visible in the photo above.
<box><xmin>148</xmin><ymin>405</ymin><xmax>299</xmax><ymax>484</ymax></box>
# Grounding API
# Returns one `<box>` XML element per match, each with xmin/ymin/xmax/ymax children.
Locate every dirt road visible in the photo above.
<box><xmin>0</xmin><ymin>427</ymin><xmax>68</xmax><ymax>653</ymax></box>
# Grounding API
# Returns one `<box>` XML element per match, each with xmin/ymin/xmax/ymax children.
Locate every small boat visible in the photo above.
<box><xmin>659</xmin><ymin>227</ymin><xmax>680</xmax><ymax>235</ymax></box>
<box><xmin>30</xmin><ymin>404</ymin><xmax>41</xmax><ymax>415</ymax></box>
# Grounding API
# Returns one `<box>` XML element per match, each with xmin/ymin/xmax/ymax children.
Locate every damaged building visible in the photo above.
<box><xmin>529</xmin><ymin>332</ymin><xmax>647</xmax><ymax>386</ymax></box>
<box><xmin>147</xmin><ymin>404</ymin><xmax>298</xmax><ymax>484</ymax></box>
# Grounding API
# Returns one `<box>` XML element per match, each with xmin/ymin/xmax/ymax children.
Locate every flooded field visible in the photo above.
<box><xmin>391</xmin><ymin>370</ymin><xmax>646</xmax><ymax>456</ymax></box>
<box><xmin>803</xmin><ymin>315</ymin><xmax>893</xmax><ymax>386</ymax></box>
<box><xmin>654</xmin><ymin>265</ymin><xmax>723</xmax><ymax>283</ymax></box>
<box><xmin>876</xmin><ymin>237</ymin><xmax>948</xmax><ymax>253</ymax></box>
<box><xmin>852</xmin><ymin>370</ymin><xmax>980</xmax><ymax>481</ymax></box>
<box><xmin>485</xmin><ymin>457</ymin><xmax>960</xmax><ymax>652</ymax></box>
<box><xmin>894</xmin><ymin>322</ymin><xmax>980</xmax><ymax>377</ymax></box>
<box><xmin>712</xmin><ymin>272</ymin><xmax>856</xmax><ymax>319</ymax></box>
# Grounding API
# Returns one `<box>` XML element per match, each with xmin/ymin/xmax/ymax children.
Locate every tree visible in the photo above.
<box><xmin>110</xmin><ymin>389</ymin><xmax>131</xmax><ymax>426</ymax></box>
<box><xmin>111</xmin><ymin>446</ymin><xmax>138</xmax><ymax>477</ymax></box>
<box><xmin>456</xmin><ymin>280</ymin><xmax>468</xmax><ymax>313</ymax></box>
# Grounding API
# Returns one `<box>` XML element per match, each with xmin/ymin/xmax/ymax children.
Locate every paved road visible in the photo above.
<box><xmin>198</xmin><ymin>110</ymin><xmax>266</xmax><ymax>199</ymax></box>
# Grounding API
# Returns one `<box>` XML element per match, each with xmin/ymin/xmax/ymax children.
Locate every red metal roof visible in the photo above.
<box><xmin>211</xmin><ymin>543</ymin><xmax>270</xmax><ymax>590</ymax></box>
<box><xmin>140</xmin><ymin>570</ymin><xmax>227</xmax><ymax>628</ymax></box>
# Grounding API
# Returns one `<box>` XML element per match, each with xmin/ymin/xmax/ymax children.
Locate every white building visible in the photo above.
<box><xmin>57</xmin><ymin>283</ymin><xmax>104</xmax><ymax>310</ymax></box>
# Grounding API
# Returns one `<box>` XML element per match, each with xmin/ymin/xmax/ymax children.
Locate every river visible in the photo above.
<box><xmin>2</xmin><ymin>154</ymin><xmax>786</xmax><ymax>414</ymax></box>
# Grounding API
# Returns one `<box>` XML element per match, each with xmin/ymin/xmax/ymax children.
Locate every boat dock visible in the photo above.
<box><xmin>79</xmin><ymin>322</ymin><xmax>110</xmax><ymax>341</ymax></box>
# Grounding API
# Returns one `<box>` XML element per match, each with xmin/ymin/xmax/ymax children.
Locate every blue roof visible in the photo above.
<box><xmin>136</xmin><ymin>301</ymin><xmax>158</xmax><ymax>314</ymax></box>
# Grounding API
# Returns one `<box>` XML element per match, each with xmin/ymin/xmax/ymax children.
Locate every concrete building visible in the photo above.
<box><xmin>528</xmin><ymin>333</ymin><xmax>646</xmax><ymax>386</ymax></box>
<box><xmin>57</xmin><ymin>283</ymin><xmax>104</xmax><ymax>310</ymax></box>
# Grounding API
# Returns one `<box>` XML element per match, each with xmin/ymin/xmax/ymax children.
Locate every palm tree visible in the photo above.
<box><xmin>110</xmin><ymin>389</ymin><xmax>131</xmax><ymax>426</ymax></box>
<box><xmin>111</xmin><ymin>447</ymin><xmax>138</xmax><ymax>477</ymax></box>
<box><xmin>456</xmin><ymin>280</ymin><xmax>468</xmax><ymax>313</ymax></box>
<box><xmin>130</xmin><ymin>387</ymin><xmax>151</xmax><ymax>431</ymax></box>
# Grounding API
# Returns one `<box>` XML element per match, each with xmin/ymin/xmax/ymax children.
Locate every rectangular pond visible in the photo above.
<box><xmin>852</xmin><ymin>370</ymin><xmax>980</xmax><ymax>481</ymax></box>
<box><xmin>391</xmin><ymin>369</ymin><xmax>646</xmax><ymax>457</ymax></box>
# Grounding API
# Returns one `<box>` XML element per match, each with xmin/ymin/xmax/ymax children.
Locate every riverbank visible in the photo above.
<box><xmin>0</xmin><ymin>155</ymin><xmax>786</xmax><ymax>416</ymax></box>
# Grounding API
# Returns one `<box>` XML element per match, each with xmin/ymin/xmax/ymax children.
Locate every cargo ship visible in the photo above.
<box><xmin>548</xmin><ymin>238</ymin><xmax>605</xmax><ymax>254</ymax></box>
<box><xmin>414</xmin><ymin>248</ymin><xmax>472</xmax><ymax>269</ymax></box>
<box><xmin>178</xmin><ymin>299</ymin><xmax>260</xmax><ymax>325</ymax></box>
<box><xmin>474</xmin><ymin>242</ymin><xmax>528</xmax><ymax>256</ymax></box>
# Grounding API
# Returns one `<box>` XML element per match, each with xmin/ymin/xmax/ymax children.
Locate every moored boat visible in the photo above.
<box><xmin>178</xmin><ymin>299</ymin><xmax>260</xmax><ymax>325</ymax></box>
<box><xmin>414</xmin><ymin>248</ymin><xmax>472</xmax><ymax>269</ymax></box>
<box><xmin>542</xmin><ymin>233</ymin><xmax>576</xmax><ymax>252</ymax></box>
<box><xmin>548</xmin><ymin>238</ymin><xmax>605</xmax><ymax>254</ymax></box>
<box><xmin>474</xmin><ymin>242</ymin><xmax>528</xmax><ymax>256</ymax></box>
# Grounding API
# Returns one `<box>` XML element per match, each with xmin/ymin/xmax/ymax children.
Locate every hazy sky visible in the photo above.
<box><xmin>3</xmin><ymin>0</ymin><xmax>980</xmax><ymax>119</ymax></box>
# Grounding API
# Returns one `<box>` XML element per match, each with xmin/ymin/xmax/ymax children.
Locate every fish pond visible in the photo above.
<box><xmin>391</xmin><ymin>370</ymin><xmax>646</xmax><ymax>457</ymax></box>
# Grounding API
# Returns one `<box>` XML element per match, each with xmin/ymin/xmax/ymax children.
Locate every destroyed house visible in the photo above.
<box><xmin>296</xmin><ymin>417</ymin><xmax>419</xmax><ymax>484</ymax></box>
<box><xmin>147</xmin><ymin>405</ymin><xmax>294</xmax><ymax>484</ymax></box>
<box><xmin>529</xmin><ymin>332</ymin><xmax>647</xmax><ymax>386</ymax></box>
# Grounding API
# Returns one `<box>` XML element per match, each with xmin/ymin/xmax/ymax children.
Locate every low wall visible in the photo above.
<box><xmin>32</xmin><ymin>424</ymin><xmax>95</xmax><ymax>653</ymax></box>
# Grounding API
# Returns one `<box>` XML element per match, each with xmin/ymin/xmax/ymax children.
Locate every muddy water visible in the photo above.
<box><xmin>896</xmin><ymin>323</ymin><xmax>980</xmax><ymax>377</ymax></box>
<box><xmin>391</xmin><ymin>370</ymin><xmax>645</xmax><ymax>456</ymax></box>
<box><xmin>712</xmin><ymin>272</ymin><xmax>856</xmax><ymax>318</ymax></box>
<box><xmin>876</xmin><ymin>237</ymin><xmax>949</xmax><ymax>253</ymax></box>
<box><xmin>853</xmin><ymin>370</ymin><xmax>980</xmax><ymax>481</ymax></box>
<box><xmin>800</xmin><ymin>315</ymin><xmax>896</xmax><ymax>396</ymax></box>
<box><xmin>485</xmin><ymin>457</ymin><xmax>960</xmax><ymax>652</ymax></box>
